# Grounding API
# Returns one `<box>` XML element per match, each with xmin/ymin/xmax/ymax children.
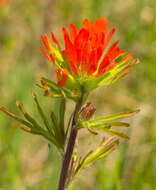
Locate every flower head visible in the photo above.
<box><xmin>40</xmin><ymin>18</ymin><xmax>139</xmax><ymax>93</ymax></box>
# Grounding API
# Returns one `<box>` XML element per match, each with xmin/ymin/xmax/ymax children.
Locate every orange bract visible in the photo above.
<box><xmin>40</xmin><ymin>18</ymin><xmax>133</xmax><ymax>87</ymax></box>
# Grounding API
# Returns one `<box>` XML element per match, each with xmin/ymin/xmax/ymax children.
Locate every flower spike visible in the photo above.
<box><xmin>40</xmin><ymin>18</ymin><xmax>139</xmax><ymax>94</ymax></box>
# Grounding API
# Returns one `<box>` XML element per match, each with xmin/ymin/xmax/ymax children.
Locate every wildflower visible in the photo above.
<box><xmin>0</xmin><ymin>17</ymin><xmax>140</xmax><ymax>190</ymax></box>
<box><xmin>40</xmin><ymin>18</ymin><xmax>139</xmax><ymax>93</ymax></box>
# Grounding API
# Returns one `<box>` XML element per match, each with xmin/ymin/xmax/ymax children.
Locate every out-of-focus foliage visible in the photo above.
<box><xmin>0</xmin><ymin>0</ymin><xmax>156</xmax><ymax>189</ymax></box>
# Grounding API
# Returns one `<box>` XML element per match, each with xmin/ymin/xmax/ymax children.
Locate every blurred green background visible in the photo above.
<box><xmin>0</xmin><ymin>0</ymin><xmax>156</xmax><ymax>189</ymax></box>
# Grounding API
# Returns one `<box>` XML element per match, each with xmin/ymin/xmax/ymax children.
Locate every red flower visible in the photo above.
<box><xmin>40</xmin><ymin>18</ymin><xmax>135</xmax><ymax>89</ymax></box>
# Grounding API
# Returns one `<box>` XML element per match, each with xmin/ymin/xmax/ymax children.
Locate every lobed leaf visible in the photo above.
<box><xmin>0</xmin><ymin>106</ymin><xmax>61</xmax><ymax>149</ymax></box>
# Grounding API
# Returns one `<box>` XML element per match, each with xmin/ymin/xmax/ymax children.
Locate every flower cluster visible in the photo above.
<box><xmin>40</xmin><ymin>18</ymin><xmax>138</xmax><ymax>93</ymax></box>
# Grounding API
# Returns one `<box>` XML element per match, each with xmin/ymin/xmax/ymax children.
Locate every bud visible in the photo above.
<box><xmin>80</xmin><ymin>102</ymin><xmax>96</xmax><ymax>120</ymax></box>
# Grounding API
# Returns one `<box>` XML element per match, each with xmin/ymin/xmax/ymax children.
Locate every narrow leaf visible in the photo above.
<box><xmin>50</xmin><ymin>112</ymin><xmax>61</xmax><ymax>139</ymax></box>
<box><xmin>16</xmin><ymin>101</ymin><xmax>43</xmax><ymax>131</ymax></box>
<box><xmin>0</xmin><ymin>106</ymin><xmax>33</xmax><ymax>129</ymax></box>
<box><xmin>32</xmin><ymin>92</ymin><xmax>54</xmax><ymax>135</ymax></box>
<box><xmin>101</xmin><ymin>128</ymin><xmax>130</xmax><ymax>140</ymax></box>
<box><xmin>90</xmin><ymin>122</ymin><xmax>130</xmax><ymax>129</ymax></box>
<box><xmin>41</xmin><ymin>76</ymin><xmax>78</xmax><ymax>101</ymax></box>
<box><xmin>0</xmin><ymin>107</ymin><xmax>60</xmax><ymax>148</ymax></box>
<box><xmin>87</xmin><ymin>127</ymin><xmax>98</xmax><ymax>135</ymax></box>
<box><xmin>40</xmin><ymin>77</ymin><xmax>60</xmax><ymax>94</ymax></box>
<box><xmin>89</xmin><ymin>109</ymin><xmax>140</xmax><ymax>124</ymax></box>
<box><xmin>19</xmin><ymin>125</ymin><xmax>43</xmax><ymax>135</ymax></box>
<box><xmin>79</xmin><ymin>138</ymin><xmax>119</xmax><ymax>170</ymax></box>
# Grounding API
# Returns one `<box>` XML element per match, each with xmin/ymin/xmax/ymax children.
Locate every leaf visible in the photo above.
<box><xmin>77</xmin><ymin>137</ymin><xmax>119</xmax><ymax>171</ymax></box>
<box><xmin>95</xmin><ymin>145</ymin><xmax>117</xmax><ymax>160</ymax></box>
<box><xmin>90</xmin><ymin>121</ymin><xmax>130</xmax><ymax>128</ymax></box>
<box><xmin>37</xmin><ymin>76</ymin><xmax>79</xmax><ymax>101</ymax></box>
<box><xmin>79</xmin><ymin>121</ymin><xmax>130</xmax><ymax>129</ymax></box>
<box><xmin>16</xmin><ymin>100</ymin><xmax>43</xmax><ymax>131</ymax></box>
<box><xmin>87</xmin><ymin>127</ymin><xmax>98</xmax><ymax>135</ymax></box>
<box><xmin>38</xmin><ymin>128</ymin><xmax>61</xmax><ymax>148</ymax></box>
<box><xmin>52</xmin><ymin>98</ymin><xmax>66</xmax><ymax>146</ymax></box>
<box><xmin>101</xmin><ymin>128</ymin><xmax>130</xmax><ymax>140</ymax></box>
<box><xmin>50</xmin><ymin>111</ymin><xmax>58</xmax><ymax>127</ymax></box>
<box><xmin>89</xmin><ymin>109</ymin><xmax>140</xmax><ymax>124</ymax></box>
<box><xmin>0</xmin><ymin>106</ymin><xmax>34</xmax><ymax>129</ymax></box>
<box><xmin>79</xmin><ymin>121</ymin><xmax>130</xmax><ymax>139</ymax></box>
<box><xmin>43</xmin><ymin>90</ymin><xmax>62</xmax><ymax>98</ymax></box>
<box><xmin>74</xmin><ymin>151</ymin><xmax>93</xmax><ymax>174</ymax></box>
<box><xmin>18</xmin><ymin>125</ymin><xmax>43</xmax><ymax>135</ymax></box>
<box><xmin>0</xmin><ymin>106</ymin><xmax>60</xmax><ymax>148</ymax></box>
<box><xmin>50</xmin><ymin>111</ymin><xmax>62</xmax><ymax>143</ymax></box>
<box><xmin>40</xmin><ymin>76</ymin><xmax>60</xmax><ymax>90</ymax></box>
<box><xmin>32</xmin><ymin>92</ymin><xmax>54</xmax><ymax>135</ymax></box>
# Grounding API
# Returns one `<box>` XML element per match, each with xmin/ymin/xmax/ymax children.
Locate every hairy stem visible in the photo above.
<box><xmin>57</xmin><ymin>92</ymin><xmax>84</xmax><ymax>190</ymax></box>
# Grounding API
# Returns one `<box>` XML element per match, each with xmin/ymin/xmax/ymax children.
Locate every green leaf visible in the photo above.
<box><xmin>38</xmin><ymin>128</ymin><xmax>61</xmax><ymax>148</ymax></box>
<box><xmin>41</xmin><ymin>77</ymin><xmax>59</xmax><ymax>88</ymax></box>
<box><xmin>52</xmin><ymin>98</ymin><xmax>66</xmax><ymax>146</ymax></box>
<box><xmin>50</xmin><ymin>111</ymin><xmax>63</xmax><ymax>144</ymax></box>
<box><xmin>89</xmin><ymin>109</ymin><xmax>140</xmax><ymax>124</ymax></box>
<box><xmin>79</xmin><ymin>121</ymin><xmax>130</xmax><ymax>139</ymax></box>
<box><xmin>16</xmin><ymin>100</ymin><xmax>43</xmax><ymax>131</ymax></box>
<box><xmin>79</xmin><ymin>121</ymin><xmax>130</xmax><ymax>129</ymax></box>
<box><xmin>77</xmin><ymin>137</ymin><xmax>119</xmax><ymax>171</ymax></box>
<box><xmin>39</xmin><ymin>76</ymin><xmax>79</xmax><ymax>101</ymax></box>
<box><xmin>50</xmin><ymin>111</ymin><xmax>58</xmax><ymax>127</ymax></box>
<box><xmin>0</xmin><ymin>106</ymin><xmax>34</xmax><ymax>129</ymax></box>
<box><xmin>32</xmin><ymin>92</ymin><xmax>54</xmax><ymax>135</ymax></box>
<box><xmin>0</xmin><ymin>106</ymin><xmax>61</xmax><ymax>148</ymax></box>
<box><xmin>90</xmin><ymin>121</ymin><xmax>130</xmax><ymax>128</ymax></box>
<box><xmin>16</xmin><ymin>101</ymin><xmax>62</xmax><ymax>147</ymax></box>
